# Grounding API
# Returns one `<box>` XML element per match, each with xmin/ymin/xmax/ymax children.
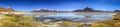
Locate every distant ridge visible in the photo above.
<box><xmin>31</xmin><ymin>7</ymin><xmax>119</xmax><ymax>12</ymax></box>
<box><xmin>32</xmin><ymin>9</ymin><xmax>58</xmax><ymax>12</ymax></box>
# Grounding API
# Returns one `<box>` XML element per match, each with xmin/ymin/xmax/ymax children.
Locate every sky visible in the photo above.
<box><xmin>0</xmin><ymin>0</ymin><xmax>120</xmax><ymax>11</ymax></box>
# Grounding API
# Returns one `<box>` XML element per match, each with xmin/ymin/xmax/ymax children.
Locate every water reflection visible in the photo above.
<box><xmin>33</xmin><ymin>13</ymin><xmax>113</xmax><ymax>27</ymax></box>
<box><xmin>37</xmin><ymin>13</ymin><xmax>113</xmax><ymax>23</ymax></box>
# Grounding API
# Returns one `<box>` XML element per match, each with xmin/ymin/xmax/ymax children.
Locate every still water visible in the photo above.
<box><xmin>26</xmin><ymin>13</ymin><xmax>113</xmax><ymax>23</ymax></box>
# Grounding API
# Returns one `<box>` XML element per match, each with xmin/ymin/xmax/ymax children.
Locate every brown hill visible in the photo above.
<box><xmin>0</xmin><ymin>7</ymin><xmax>15</xmax><ymax>12</ymax></box>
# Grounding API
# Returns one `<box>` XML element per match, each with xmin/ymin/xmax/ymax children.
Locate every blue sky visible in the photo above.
<box><xmin>0</xmin><ymin>0</ymin><xmax>120</xmax><ymax>11</ymax></box>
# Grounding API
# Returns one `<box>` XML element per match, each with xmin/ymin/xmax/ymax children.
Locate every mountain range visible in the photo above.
<box><xmin>32</xmin><ymin>7</ymin><xmax>120</xmax><ymax>12</ymax></box>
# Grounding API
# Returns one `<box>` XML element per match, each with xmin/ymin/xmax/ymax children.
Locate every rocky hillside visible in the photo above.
<box><xmin>0</xmin><ymin>7</ymin><xmax>15</xmax><ymax>12</ymax></box>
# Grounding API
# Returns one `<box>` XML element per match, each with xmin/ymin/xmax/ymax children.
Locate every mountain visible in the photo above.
<box><xmin>32</xmin><ymin>9</ymin><xmax>57</xmax><ymax>12</ymax></box>
<box><xmin>0</xmin><ymin>7</ymin><xmax>15</xmax><ymax>12</ymax></box>
<box><xmin>0</xmin><ymin>7</ymin><xmax>5</xmax><ymax>12</ymax></box>
<box><xmin>83</xmin><ymin>7</ymin><xmax>94</xmax><ymax>12</ymax></box>
<box><xmin>73</xmin><ymin>7</ymin><xmax>104</xmax><ymax>12</ymax></box>
<box><xmin>114</xmin><ymin>10</ymin><xmax>120</xmax><ymax>12</ymax></box>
